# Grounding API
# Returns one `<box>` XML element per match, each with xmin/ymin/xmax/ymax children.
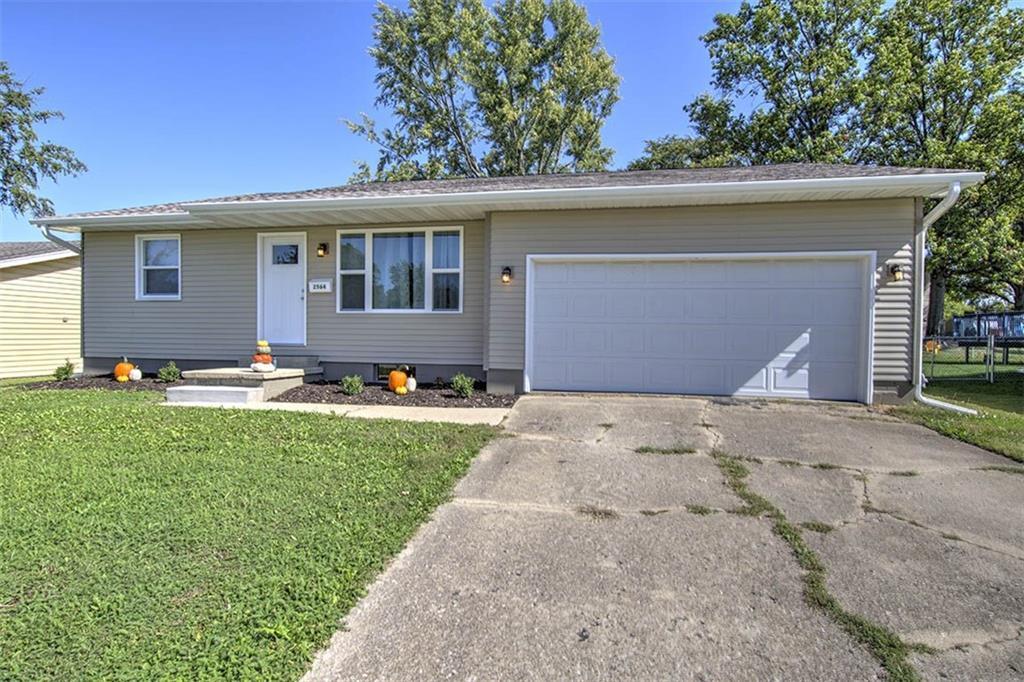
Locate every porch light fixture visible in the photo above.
<box><xmin>317</xmin><ymin>242</ymin><xmax>329</xmax><ymax>257</ymax></box>
<box><xmin>501</xmin><ymin>266</ymin><xmax>513</xmax><ymax>284</ymax></box>
<box><xmin>889</xmin><ymin>263</ymin><xmax>908</xmax><ymax>282</ymax></box>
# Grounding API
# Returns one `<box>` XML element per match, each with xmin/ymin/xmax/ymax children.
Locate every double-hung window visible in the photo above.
<box><xmin>135</xmin><ymin>234</ymin><xmax>181</xmax><ymax>300</ymax></box>
<box><xmin>337</xmin><ymin>227</ymin><xmax>462</xmax><ymax>313</ymax></box>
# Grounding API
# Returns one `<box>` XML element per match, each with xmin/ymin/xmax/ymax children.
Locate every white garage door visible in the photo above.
<box><xmin>527</xmin><ymin>256</ymin><xmax>871</xmax><ymax>401</ymax></box>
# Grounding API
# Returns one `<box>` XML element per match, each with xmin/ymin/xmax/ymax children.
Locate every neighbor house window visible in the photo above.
<box><xmin>336</xmin><ymin>227</ymin><xmax>462</xmax><ymax>313</ymax></box>
<box><xmin>135</xmin><ymin>234</ymin><xmax>181</xmax><ymax>300</ymax></box>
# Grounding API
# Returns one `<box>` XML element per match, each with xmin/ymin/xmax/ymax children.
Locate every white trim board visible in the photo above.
<box><xmin>0</xmin><ymin>249</ymin><xmax>79</xmax><ymax>270</ymax></box>
<box><xmin>523</xmin><ymin>251</ymin><xmax>877</xmax><ymax>404</ymax></box>
<box><xmin>256</xmin><ymin>231</ymin><xmax>308</xmax><ymax>346</ymax></box>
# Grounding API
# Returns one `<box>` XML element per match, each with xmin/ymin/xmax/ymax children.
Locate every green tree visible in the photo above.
<box><xmin>858</xmin><ymin>0</ymin><xmax>1024</xmax><ymax>331</ymax></box>
<box><xmin>0</xmin><ymin>61</ymin><xmax>86</xmax><ymax>217</ymax></box>
<box><xmin>349</xmin><ymin>0</ymin><xmax>619</xmax><ymax>181</ymax></box>
<box><xmin>630</xmin><ymin>0</ymin><xmax>880</xmax><ymax>169</ymax></box>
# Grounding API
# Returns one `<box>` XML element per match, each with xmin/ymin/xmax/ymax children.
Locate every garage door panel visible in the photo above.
<box><xmin>645</xmin><ymin>291</ymin><xmax>687</xmax><ymax>320</ymax></box>
<box><xmin>727</xmin><ymin>291</ymin><xmax>773</xmax><ymax>322</ymax></box>
<box><xmin>535</xmin><ymin>292</ymin><xmax>569</xmax><ymax>320</ymax></box>
<box><xmin>569</xmin><ymin>263</ymin><xmax>611</xmax><ymax>283</ymax></box>
<box><xmin>611</xmin><ymin>327</ymin><xmax>645</xmax><ymax>354</ymax></box>
<box><xmin>688</xmin><ymin>292</ymin><xmax>728</xmax><ymax>321</ymax></box>
<box><xmin>732</xmin><ymin>363</ymin><xmax>770</xmax><ymax>392</ymax></box>
<box><xmin>529</xmin><ymin>257</ymin><xmax>868</xmax><ymax>401</ymax></box>
<box><xmin>608</xmin><ymin>290</ymin><xmax>644</xmax><ymax>318</ymax></box>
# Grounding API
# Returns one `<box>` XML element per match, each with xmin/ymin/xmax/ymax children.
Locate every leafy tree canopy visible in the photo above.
<box><xmin>349</xmin><ymin>0</ymin><xmax>619</xmax><ymax>182</ymax></box>
<box><xmin>0</xmin><ymin>61</ymin><xmax>86</xmax><ymax>217</ymax></box>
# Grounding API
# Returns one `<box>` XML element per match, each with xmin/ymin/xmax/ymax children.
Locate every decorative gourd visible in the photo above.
<box><xmin>116</xmin><ymin>375</ymin><xmax>130</xmax><ymax>383</ymax></box>
<box><xmin>252</xmin><ymin>353</ymin><xmax>273</xmax><ymax>364</ymax></box>
<box><xmin>114</xmin><ymin>357</ymin><xmax>134</xmax><ymax>379</ymax></box>
<box><xmin>405</xmin><ymin>377</ymin><xmax>417</xmax><ymax>393</ymax></box>
<box><xmin>388</xmin><ymin>368</ymin><xmax>408</xmax><ymax>392</ymax></box>
<box><xmin>394</xmin><ymin>385</ymin><xmax>409</xmax><ymax>396</ymax></box>
<box><xmin>128</xmin><ymin>368</ymin><xmax>142</xmax><ymax>381</ymax></box>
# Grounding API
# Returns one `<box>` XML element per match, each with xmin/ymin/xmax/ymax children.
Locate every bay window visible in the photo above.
<box><xmin>337</xmin><ymin>227</ymin><xmax>462</xmax><ymax>313</ymax></box>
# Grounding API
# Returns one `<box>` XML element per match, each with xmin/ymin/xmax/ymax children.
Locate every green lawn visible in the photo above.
<box><xmin>894</xmin><ymin>374</ymin><xmax>1024</xmax><ymax>463</ymax></box>
<box><xmin>0</xmin><ymin>386</ymin><xmax>495</xmax><ymax>680</ymax></box>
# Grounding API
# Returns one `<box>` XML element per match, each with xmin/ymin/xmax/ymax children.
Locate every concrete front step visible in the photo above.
<box><xmin>166</xmin><ymin>385</ymin><xmax>264</xmax><ymax>404</ymax></box>
<box><xmin>181</xmin><ymin>366</ymin><xmax>323</xmax><ymax>400</ymax></box>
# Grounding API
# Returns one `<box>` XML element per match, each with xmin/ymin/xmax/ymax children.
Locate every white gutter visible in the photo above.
<box><xmin>38</xmin><ymin>225</ymin><xmax>82</xmax><ymax>254</ymax></box>
<box><xmin>912</xmin><ymin>182</ymin><xmax>976</xmax><ymax>415</ymax></box>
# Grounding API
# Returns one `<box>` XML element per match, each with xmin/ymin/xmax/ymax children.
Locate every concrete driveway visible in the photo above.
<box><xmin>306</xmin><ymin>395</ymin><xmax>1024</xmax><ymax>681</ymax></box>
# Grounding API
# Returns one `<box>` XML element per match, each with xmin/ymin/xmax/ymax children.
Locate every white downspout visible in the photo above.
<box><xmin>38</xmin><ymin>224</ymin><xmax>82</xmax><ymax>254</ymax></box>
<box><xmin>913</xmin><ymin>182</ymin><xmax>976</xmax><ymax>415</ymax></box>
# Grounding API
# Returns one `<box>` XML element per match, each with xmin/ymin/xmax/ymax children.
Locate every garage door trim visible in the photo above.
<box><xmin>523</xmin><ymin>251</ymin><xmax>877</xmax><ymax>403</ymax></box>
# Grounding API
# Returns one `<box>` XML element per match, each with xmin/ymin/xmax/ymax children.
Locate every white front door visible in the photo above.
<box><xmin>527</xmin><ymin>255</ymin><xmax>873</xmax><ymax>402</ymax></box>
<box><xmin>259</xmin><ymin>234</ymin><xmax>306</xmax><ymax>345</ymax></box>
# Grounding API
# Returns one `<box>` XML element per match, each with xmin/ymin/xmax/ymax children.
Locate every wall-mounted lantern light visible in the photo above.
<box><xmin>317</xmin><ymin>242</ymin><xmax>330</xmax><ymax>258</ymax></box>
<box><xmin>501</xmin><ymin>266</ymin><xmax>513</xmax><ymax>284</ymax></box>
<box><xmin>889</xmin><ymin>263</ymin><xmax>908</xmax><ymax>282</ymax></box>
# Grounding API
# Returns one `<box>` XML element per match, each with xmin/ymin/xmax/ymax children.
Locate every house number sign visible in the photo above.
<box><xmin>308</xmin><ymin>279</ymin><xmax>333</xmax><ymax>293</ymax></box>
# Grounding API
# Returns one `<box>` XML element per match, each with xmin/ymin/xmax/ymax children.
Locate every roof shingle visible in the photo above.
<box><xmin>54</xmin><ymin>163</ymin><xmax>975</xmax><ymax>220</ymax></box>
<box><xmin>0</xmin><ymin>241</ymin><xmax>80</xmax><ymax>263</ymax></box>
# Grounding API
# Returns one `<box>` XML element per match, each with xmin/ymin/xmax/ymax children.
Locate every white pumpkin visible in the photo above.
<box><xmin>128</xmin><ymin>368</ymin><xmax>142</xmax><ymax>381</ymax></box>
<box><xmin>250</xmin><ymin>362</ymin><xmax>276</xmax><ymax>373</ymax></box>
<box><xmin>405</xmin><ymin>376</ymin><xmax>417</xmax><ymax>392</ymax></box>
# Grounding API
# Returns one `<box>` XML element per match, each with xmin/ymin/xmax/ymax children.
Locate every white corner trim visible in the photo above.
<box><xmin>523</xmin><ymin>251</ymin><xmax>877</xmax><ymax>404</ymax></box>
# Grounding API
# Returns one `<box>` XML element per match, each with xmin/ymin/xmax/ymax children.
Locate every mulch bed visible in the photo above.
<box><xmin>22</xmin><ymin>375</ymin><xmax>174</xmax><ymax>392</ymax></box>
<box><xmin>273</xmin><ymin>381</ymin><xmax>518</xmax><ymax>408</ymax></box>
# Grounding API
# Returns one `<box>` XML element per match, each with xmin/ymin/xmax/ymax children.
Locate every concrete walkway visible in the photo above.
<box><xmin>305</xmin><ymin>394</ymin><xmax>1024</xmax><ymax>680</ymax></box>
<box><xmin>162</xmin><ymin>399</ymin><xmax>509</xmax><ymax>426</ymax></box>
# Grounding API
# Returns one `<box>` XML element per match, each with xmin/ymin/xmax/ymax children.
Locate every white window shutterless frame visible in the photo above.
<box><xmin>135</xmin><ymin>234</ymin><xmax>181</xmax><ymax>300</ymax></box>
<box><xmin>257</xmin><ymin>233</ymin><xmax>307</xmax><ymax>345</ymax></box>
<box><xmin>335</xmin><ymin>226</ymin><xmax>463</xmax><ymax>314</ymax></box>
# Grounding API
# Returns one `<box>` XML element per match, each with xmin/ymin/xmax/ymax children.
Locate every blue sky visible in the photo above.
<box><xmin>1</xmin><ymin>1</ymin><xmax>788</xmax><ymax>240</ymax></box>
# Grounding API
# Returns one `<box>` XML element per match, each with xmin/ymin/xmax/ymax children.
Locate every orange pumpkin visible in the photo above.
<box><xmin>252</xmin><ymin>353</ymin><xmax>273</xmax><ymax>364</ymax></box>
<box><xmin>388</xmin><ymin>368</ymin><xmax>408</xmax><ymax>392</ymax></box>
<box><xmin>114</xmin><ymin>357</ymin><xmax>135</xmax><ymax>379</ymax></box>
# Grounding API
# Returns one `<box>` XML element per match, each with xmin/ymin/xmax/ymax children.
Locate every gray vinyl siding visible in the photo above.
<box><xmin>83</xmin><ymin>221</ymin><xmax>485</xmax><ymax>365</ymax></box>
<box><xmin>487</xmin><ymin>199</ymin><xmax>916</xmax><ymax>385</ymax></box>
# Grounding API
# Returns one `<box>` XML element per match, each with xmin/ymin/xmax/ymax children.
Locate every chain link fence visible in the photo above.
<box><xmin>923</xmin><ymin>335</ymin><xmax>1024</xmax><ymax>382</ymax></box>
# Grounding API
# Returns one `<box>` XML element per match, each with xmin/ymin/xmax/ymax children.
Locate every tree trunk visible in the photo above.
<box><xmin>1012</xmin><ymin>284</ymin><xmax>1024</xmax><ymax>311</ymax></box>
<box><xmin>926</xmin><ymin>274</ymin><xmax>946</xmax><ymax>336</ymax></box>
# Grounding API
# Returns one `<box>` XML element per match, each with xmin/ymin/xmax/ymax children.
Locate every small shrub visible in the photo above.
<box><xmin>433</xmin><ymin>376</ymin><xmax>446</xmax><ymax>389</ymax></box>
<box><xmin>340</xmin><ymin>374</ymin><xmax>364</xmax><ymax>396</ymax></box>
<box><xmin>450</xmin><ymin>373</ymin><xmax>475</xmax><ymax>398</ymax></box>
<box><xmin>157</xmin><ymin>361</ymin><xmax>181</xmax><ymax>383</ymax></box>
<box><xmin>53</xmin><ymin>360</ymin><xmax>75</xmax><ymax>381</ymax></box>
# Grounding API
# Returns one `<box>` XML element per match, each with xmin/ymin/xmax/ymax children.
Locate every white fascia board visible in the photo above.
<box><xmin>29</xmin><ymin>212</ymin><xmax>197</xmax><ymax>232</ymax></box>
<box><xmin>180</xmin><ymin>171</ymin><xmax>987</xmax><ymax>215</ymax></box>
<box><xmin>0</xmin><ymin>249</ymin><xmax>79</xmax><ymax>270</ymax></box>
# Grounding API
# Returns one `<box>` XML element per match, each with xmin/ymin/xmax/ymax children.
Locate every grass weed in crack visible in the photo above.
<box><xmin>889</xmin><ymin>470</ymin><xmax>920</xmax><ymax>477</ymax></box>
<box><xmin>634</xmin><ymin>445</ymin><xmax>697</xmax><ymax>455</ymax></box>
<box><xmin>801</xmin><ymin>521</ymin><xmax>835</xmax><ymax>534</ymax></box>
<box><xmin>685</xmin><ymin>505</ymin><xmax>715</xmax><ymax>516</ymax></box>
<box><xmin>576</xmin><ymin>504</ymin><xmax>619</xmax><ymax>521</ymax></box>
<box><xmin>712</xmin><ymin>450</ymin><xmax>924</xmax><ymax>682</ymax></box>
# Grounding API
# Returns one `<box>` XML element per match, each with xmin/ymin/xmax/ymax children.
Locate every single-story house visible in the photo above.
<box><xmin>31</xmin><ymin>164</ymin><xmax>984</xmax><ymax>403</ymax></box>
<box><xmin>0</xmin><ymin>241</ymin><xmax>82</xmax><ymax>378</ymax></box>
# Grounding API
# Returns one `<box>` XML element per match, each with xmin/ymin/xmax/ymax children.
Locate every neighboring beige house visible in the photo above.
<box><xmin>31</xmin><ymin>165</ymin><xmax>984</xmax><ymax>403</ymax></box>
<box><xmin>0</xmin><ymin>241</ymin><xmax>82</xmax><ymax>378</ymax></box>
